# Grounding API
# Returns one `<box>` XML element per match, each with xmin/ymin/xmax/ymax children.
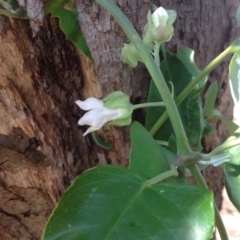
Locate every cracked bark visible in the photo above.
<box><xmin>0</xmin><ymin>0</ymin><xmax>239</xmax><ymax>238</ymax></box>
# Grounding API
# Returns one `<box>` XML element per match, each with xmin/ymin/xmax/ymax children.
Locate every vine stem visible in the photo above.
<box><xmin>154</xmin><ymin>43</ymin><xmax>161</xmax><ymax>67</ymax></box>
<box><xmin>188</xmin><ymin>164</ymin><xmax>229</xmax><ymax>240</ymax></box>
<box><xmin>150</xmin><ymin>45</ymin><xmax>233</xmax><ymax>136</ymax></box>
<box><xmin>132</xmin><ymin>102</ymin><xmax>165</xmax><ymax>110</ymax></box>
<box><xmin>95</xmin><ymin>0</ymin><xmax>192</xmax><ymax>157</ymax></box>
<box><xmin>147</xmin><ymin>169</ymin><xmax>178</xmax><ymax>185</ymax></box>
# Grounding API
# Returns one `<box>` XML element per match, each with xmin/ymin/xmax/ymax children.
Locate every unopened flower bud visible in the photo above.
<box><xmin>121</xmin><ymin>43</ymin><xmax>142</xmax><ymax>67</ymax></box>
<box><xmin>143</xmin><ymin>7</ymin><xmax>176</xmax><ymax>45</ymax></box>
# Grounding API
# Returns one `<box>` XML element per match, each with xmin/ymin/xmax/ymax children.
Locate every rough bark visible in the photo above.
<box><xmin>0</xmin><ymin>16</ymin><xmax>99</xmax><ymax>239</ymax></box>
<box><xmin>0</xmin><ymin>0</ymin><xmax>239</xmax><ymax>238</ymax></box>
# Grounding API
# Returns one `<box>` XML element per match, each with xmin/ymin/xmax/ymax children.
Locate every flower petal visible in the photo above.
<box><xmin>78</xmin><ymin>108</ymin><xmax>106</xmax><ymax>127</ymax></box>
<box><xmin>75</xmin><ymin>98</ymin><xmax>103</xmax><ymax>111</ymax></box>
<box><xmin>83</xmin><ymin>126</ymin><xmax>101</xmax><ymax>136</ymax></box>
<box><xmin>152</xmin><ymin>7</ymin><xmax>168</xmax><ymax>27</ymax></box>
<box><xmin>78</xmin><ymin>107</ymin><xmax>122</xmax><ymax>128</ymax></box>
<box><xmin>76</xmin><ymin>92</ymin><xmax>133</xmax><ymax>136</ymax></box>
<box><xmin>166</xmin><ymin>10</ymin><xmax>177</xmax><ymax>25</ymax></box>
<box><xmin>79</xmin><ymin>107</ymin><xmax>123</xmax><ymax>136</ymax></box>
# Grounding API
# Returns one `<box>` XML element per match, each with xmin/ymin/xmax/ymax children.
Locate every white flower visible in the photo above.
<box><xmin>143</xmin><ymin>7</ymin><xmax>177</xmax><ymax>45</ymax></box>
<box><xmin>76</xmin><ymin>92</ymin><xmax>132</xmax><ymax>136</ymax></box>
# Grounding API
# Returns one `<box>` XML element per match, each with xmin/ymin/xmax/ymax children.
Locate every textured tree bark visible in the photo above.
<box><xmin>0</xmin><ymin>16</ymin><xmax>99</xmax><ymax>238</ymax></box>
<box><xmin>0</xmin><ymin>0</ymin><xmax>239</xmax><ymax>238</ymax></box>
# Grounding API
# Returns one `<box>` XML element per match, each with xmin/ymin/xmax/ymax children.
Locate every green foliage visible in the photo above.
<box><xmin>51</xmin><ymin>8</ymin><xmax>92</xmax><ymax>59</ymax></box>
<box><xmin>229</xmin><ymin>53</ymin><xmax>240</xmax><ymax>106</ymax></box>
<box><xmin>145</xmin><ymin>48</ymin><xmax>210</xmax><ymax>150</ymax></box>
<box><xmin>225</xmin><ymin>145</ymin><xmax>240</xmax><ymax>211</ymax></box>
<box><xmin>44</xmin><ymin>0</ymin><xmax>92</xmax><ymax>59</ymax></box>
<box><xmin>222</xmin><ymin>52</ymin><xmax>240</xmax><ymax>212</ymax></box>
<box><xmin>201</xmin><ymin>81</ymin><xmax>238</xmax><ymax>137</ymax></box>
<box><xmin>201</xmin><ymin>79</ymin><xmax>238</xmax><ymax>136</ymax></box>
<box><xmin>129</xmin><ymin>121</ymin><xmax>173</xmax><ymax>178</ymax></box>
<box><xmin>129</xmin><ymin>122</ymin><xmax>184</xmax><ymax>183</ymax></box>
<box><xmin>42</xmin><ymin>164</ymin><xmax>214</xmax><ymax>240</ymax></box>
<box><xmin>43</xmin><ymin>122</ymin><xmax>214</xmax><ymax>239</ymax></box>
<box><xmin>203</xmin><ymin>81</ymin><xmax>218</xmax><ymax>119</ymax></box>
<box><xmin>44</xmin><ymin>0</ymin><xmax>69</xmax><ymax>14</ymax></box>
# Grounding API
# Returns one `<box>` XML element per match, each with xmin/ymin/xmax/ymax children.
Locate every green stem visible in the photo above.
<box><xmin>214</xmin><ymin>203</ymin><xmax>229</xmax><ymax>240</ymax></box>
<box><xmin>154</xmin><ymin>43</ymin><xmax>161</xmax><ymax>67</ymax></box>
<box><xmin>132</xmin><ymin>102</ymin><xmax>165</xmax><ymax>110</ymax></box>
<box><xmin>95</xmin><ymin>0</ymin><xmax>192</xmax><ymax>156</ymax></box>
<box><xmin>188</xmin><ymin>164</ymin><xmax>228</xmax><ymax>240</ymax></box>
<box><xmin>150</xmin><ymin>45</ymin><xmax>233</xmax><ymax>136</ymax></box>
<box><xmin>147</xmin><ymin>169</ymin><xmax>178</xmax><ymax>185</ymax></box>
<box><xmin>157</xmin><ymin>140</ymin><xmax>169</xmax><ymax>146</ymax></box>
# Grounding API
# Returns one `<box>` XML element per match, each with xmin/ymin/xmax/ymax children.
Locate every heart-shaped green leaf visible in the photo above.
<box><xmin>129</xmin><ymin>121</ymin><xmax>183</xmax><ymax>183</ymax></box>
<box><xmin>42</xmin><ymin>165</ymin><xmax>214</xmax><ymax>240</ymax></box>
<box><xmin>129</xmin><ymin>122</ymin><xmax>173</xmax><ymax>176</ymax></box>
<box><xmin>145</xmin><ymin>48</ymin><xmax>209</xmax><ymax>150</ymax></box>
<box><xmin>51</xmin><ymin>8</ymin><xmax>92</xmax><ymax>60</ymax></box>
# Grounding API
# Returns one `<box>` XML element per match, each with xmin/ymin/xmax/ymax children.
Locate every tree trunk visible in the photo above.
<box><xmin>0</xmin><ymin>16</ymin><xmax>96</xmax><ymax>239</ymax></box>
<box><xmin>0</xmin><ymin>0</ymin><xmax>239</xmax><ymax>238</ymax></box>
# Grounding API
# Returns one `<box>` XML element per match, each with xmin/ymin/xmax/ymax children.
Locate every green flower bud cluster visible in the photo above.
<box><xmin>121</xmin><ymin>6</ymin><xmax>177</xmax><ymax>67</ymax></box>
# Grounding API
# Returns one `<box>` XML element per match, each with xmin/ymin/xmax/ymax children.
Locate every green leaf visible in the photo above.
<box><xmin>175</xmin><ymin>48</ymin><xmax>206</xmax><ymax>89</ymax></box>
<box><xmin>51</xmin><ymin>8</ymin><xmax>92</xmax><ymax>60</ymax></box>
<box><xmin>145</xmin><ymin>48</ymin><xmax>208</xmax><ymax>149</ymax></box>
<box><xmin>43</xmin><ymin>165</ymin><xmax>214</xmax><ymax>240</ymax></box>
<box><xmin>224</xmin><ymin>145</ymin><xmax>240</xmax><ymax>211</ymax></box>
<box><xmin>186</xmin><ymin>94</ymin><xmax>202</xmax><ymax>150</ymax></box>
<box><xmin>129</xmin><ymin>122</ymin><xmax>176</xmax><ymax>181</ymax></box>
<box><xmin>229</xmin><ymin>53</ymin><xmax>240</xmax><ymax>106</ymax></box>
<box><xmin>203</xmin><ymin>81</ymin><xmax>218</xmax><ymax>119</ymax></box>
<box><xmin>44</xmin><ymin>0</ymin><xmax>69</xmax><ymax>14</ymax></box>
<box><xmin>168</xmin><ymin>134</ymin><xmax>178</xmax><ymax>153</ymax></box>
